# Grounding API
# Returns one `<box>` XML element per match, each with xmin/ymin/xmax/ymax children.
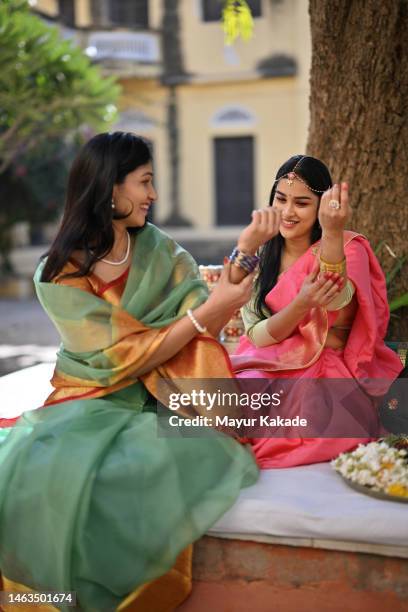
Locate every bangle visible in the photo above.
<box><xmin>187</xmin><ymin>309</ymin><xmax>207</xmax><ymax>333</ymax></box>
<box><xmin>319</xmin><ymin>255</ymin><xmax>346</xmax><ymax>275</ymax></box>
<box><xmin>326</xmin><ymin>279</ymin><xmax>356</xmax><ymax>311</ymax></box>
<box><xmin>229</xmin><ymin>247</ymin><xmax>260</xmax><ymax>273</ymax></box>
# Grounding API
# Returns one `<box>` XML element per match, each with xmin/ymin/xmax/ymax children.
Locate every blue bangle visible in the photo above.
<box><xmin>229</xmin><ymin>247</ymin><xmax>260</xmax><ymax>273</ymax></box>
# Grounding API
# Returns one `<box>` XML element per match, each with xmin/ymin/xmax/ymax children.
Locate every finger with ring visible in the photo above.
<box><xmin>329</xmin><ymin>200</ymin><xmax>341</xmax><ymax>210</ymax></box>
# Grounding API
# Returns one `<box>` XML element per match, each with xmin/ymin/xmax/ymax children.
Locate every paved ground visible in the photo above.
<box><xmin>0</xmin><ymin>299</ymin><xmax>59</xmax><ymax>376</ymax></box>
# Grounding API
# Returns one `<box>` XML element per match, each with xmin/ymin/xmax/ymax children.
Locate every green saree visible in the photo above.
<box><xmin>0</xmin><ymin>224</ymin><xmax>258</xmax><ymax>611</ymax></box>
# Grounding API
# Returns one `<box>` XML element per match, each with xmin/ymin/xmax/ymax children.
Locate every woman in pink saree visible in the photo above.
<box><xmin>230</xmin><ymin>155</ymin><xmax>403</xmax><ymax>468</ymax></box>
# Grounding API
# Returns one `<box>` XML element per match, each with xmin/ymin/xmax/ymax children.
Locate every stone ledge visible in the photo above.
<box><xmin>209</xmin><ymin>531</ymin><xmax>408</xmax><ymax>559</ymax></box>
<box><xmin>177</xmin><ymin>536</ymin><xmax>408</xmax><ymax>612</ymax></box>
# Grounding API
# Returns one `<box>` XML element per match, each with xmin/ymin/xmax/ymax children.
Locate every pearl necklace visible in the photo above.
<box><xmin>100</xmin><ymin>231</ymin><xmax>131</xmax><ymax>266</ymax></box>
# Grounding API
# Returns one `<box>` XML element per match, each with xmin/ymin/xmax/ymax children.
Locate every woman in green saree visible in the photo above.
<box><xmin>0</xmin><ymin>132</ymin><xmax>281</xmax><ymax>611</ymax></box>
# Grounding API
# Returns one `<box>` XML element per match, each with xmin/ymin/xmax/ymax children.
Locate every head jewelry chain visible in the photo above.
<box><xmin>274</xmin><ymin>156</ymin><xmax>331</xmax><ymax>194</ymax></box>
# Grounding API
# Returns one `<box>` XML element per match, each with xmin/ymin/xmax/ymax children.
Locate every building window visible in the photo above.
<box><xmin>58</xmin><ymin>0</ymin><xmax>75</xmax><ymax>26</ymax></box>
<box><xmin>211</xmin><ymin>105</ymin><xmax>256</xmax><ymax>128</ymax></box>
<box><xmin>214</xmin><ymin>136</ymin><xmax>255</xmax><ymax>226</ymax></box>
<box><xmin>202</xmin><ymin>0</ymin><xmax>261</xmax><ymax>22</ymax></box>
<box><xmin>109</xmin><ymin>0</ymin><xmax>149</xmax><ymax>28</ymax></box>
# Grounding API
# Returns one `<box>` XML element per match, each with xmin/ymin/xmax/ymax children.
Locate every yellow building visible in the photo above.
<box><xmin>32</xmin><ymin>0</ymin><xmax>311</xmax><ymax>250</ymax></box>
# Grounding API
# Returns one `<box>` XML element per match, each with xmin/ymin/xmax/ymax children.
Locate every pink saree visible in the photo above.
<box><xmin>231</xmin><ymin>231</ymin><xmax>403</xmax><ymax>468</ymax></box>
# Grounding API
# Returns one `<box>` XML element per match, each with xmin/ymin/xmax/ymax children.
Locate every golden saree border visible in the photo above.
<box><xmin>141</xmin><ymin>334</ymin><xmax>235</xmax><ymax>404</ymax></box>
<box><xmin>1</xmin><ymin>546</ymin><xmax>192</xmax><ymax>612</ymax></box>
<box><xmin>43</xmin><ymin>324</ymin><xmax>234</xmax><ymax>407</ymax></box>
<box><xmin>66</xmin><ymin>258</ymin><xmax>130</xmax><ymax>307</ymax></box>
<box><xmin>232</xmin><ymin>306</ymin><xmax>329</xmax><ymax>374</ymax></box>
<box><xmin>117</xmin><ymin>546</ymin><xmax>192</xmax><ymax>612</ymax></box>
<box><xmin>1</xmin><ymin>576</ymin><xmax>59</xmax><ymax>612</ymax></box>
<box><xmin>44</xmin><ymin>313</ymin><xmax>172</xmax><ymax>405</ymax></box>
<box><xmin>44</xmin><ymin>376</ymin><xmax>135</xmax><ymax>406</ymax></box>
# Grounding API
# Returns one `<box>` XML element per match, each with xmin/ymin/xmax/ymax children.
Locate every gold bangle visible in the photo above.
<box><xmin>326</xmin><ymin>279</ymin><xmax>355</xmax><ymax>311</ymax></box>
<box><xmin>319</xmin><ymin>256</ymin><xmax>346</xmax><ymax>275</ymax></box>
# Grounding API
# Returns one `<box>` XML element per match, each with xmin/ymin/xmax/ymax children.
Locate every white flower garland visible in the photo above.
<box><xmin>331</xmin><ymin>441</ymin><xmax>408</xmax><ymax>498</ymax></box>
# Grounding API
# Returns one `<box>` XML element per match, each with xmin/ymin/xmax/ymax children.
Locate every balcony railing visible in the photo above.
<box><xmin>85</xmin><ymin>31</ymin><xmax>160</xmax><ymax>64</ymax></box>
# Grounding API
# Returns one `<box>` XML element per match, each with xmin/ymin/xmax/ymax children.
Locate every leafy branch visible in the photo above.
<box><xmin>222</xmin><ymin>0</ymin><xmax>254</xmax><ymax>45</ymax></box>
<box><xmin>0</xmin><ymin>0</ymin><xmax>120</xmax><ymax>173</ymax></box>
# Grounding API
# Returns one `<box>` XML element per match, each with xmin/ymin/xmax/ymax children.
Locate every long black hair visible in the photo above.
<box><xmin>253</xmin><ymin>154</ymin><xmax>332</xmax><ymax>318</ymax></box>
<box><xmin>40</xmin><ymin>132</ymin><xmax>152</xmax><ymax>282</ymax></box>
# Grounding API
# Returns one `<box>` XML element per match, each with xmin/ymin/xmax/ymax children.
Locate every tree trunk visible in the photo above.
<box><xmin>307</xmin><ymin>0</ymin><xmax>408</xmax><ymax>339</ymax></box>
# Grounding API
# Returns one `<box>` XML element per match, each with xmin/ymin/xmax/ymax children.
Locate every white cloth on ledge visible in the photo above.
<box><xmin>208</xmin><ymin>462</ymin><xmax>408</xmax><ymax>549</ymax></box>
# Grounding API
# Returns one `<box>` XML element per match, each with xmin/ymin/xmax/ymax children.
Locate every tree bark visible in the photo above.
<box><xmin>307</xmin><ymin>0</ymin><xmax>408</xmax><ymax>339</ymax></box>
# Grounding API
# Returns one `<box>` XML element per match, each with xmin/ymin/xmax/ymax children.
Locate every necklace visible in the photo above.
<box><xmin>100</xmin><ymin>231</ymin><xmax>131</xmax><ymax>266</ymax></box>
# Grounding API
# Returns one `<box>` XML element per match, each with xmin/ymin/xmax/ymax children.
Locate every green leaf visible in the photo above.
<box><xmin>389</xmin><ymin>292</ymin><xmax>408</xmax><ymax>313</ymax></box>
<box><xmin>385</xmin><ymin>255</ymin><xmax>407</xmax><ymax>288</ymax></box>
<box><xmin>374</xmin><ymin>240</ymin><xmax>385</xmax><ymax>256</ymax></box>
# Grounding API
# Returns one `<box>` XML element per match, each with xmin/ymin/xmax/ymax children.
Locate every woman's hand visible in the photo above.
<box><xmin>295</xmin><ymin>260</ymin><xmax>344</xmax><ymax>311</ymax></box>
<box><xmin>319</xmin><ymin>183</ymin><xmax>350</xmax><ymax>236</ymax></box>
<box><xmin>137</xmin><ymin>263</ymin><xmax>254</xmax><ymax>371</ymax></box>
<box><xmin>206</xmin><ymin>262</ymin><xmax>254</xmax><ymax>313</ymax></box>
<box><xmin>237</xmin><ymin>208</ymin><xmax>281</xmax><ymax>255</ymax></box>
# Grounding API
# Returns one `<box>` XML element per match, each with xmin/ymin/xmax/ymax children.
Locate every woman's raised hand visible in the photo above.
<box><xmin>319</xmin><ymin>183</ymin><xmax>349</xmax><ymax>236</ymax></box>
<box><xmin>207</xmin><ymin>262</ymin><xmax>255</xmax><ymax>312</ymax></box>
<box><xmin>237</xmin><ymin>208</ymin><xmax>281</xmax><ymax>255</ymax></box>
<box><xmin>296</xmin><ymin>259</ymin><xmax>344</xmax><ymax>311</ymax></box>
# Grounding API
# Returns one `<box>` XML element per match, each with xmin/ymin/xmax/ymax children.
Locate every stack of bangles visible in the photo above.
<box><xmin>319</xmin><ymin>255</ymin><xmax>346</xmax><ymax>275</ymax></box>
<box><xmin>229</xmin><ymin>247</ymin><xmax>260</xmax><ymax>273</ymax></box>
<box><xmin>186</xmin><ymin>247</ymin><xmax>259</xmax><ymax>335</ymax></box>
<box><xmin>318</xmin><ymin>255</ymin><xmax>355</xmax><ymax>310</ymax></box>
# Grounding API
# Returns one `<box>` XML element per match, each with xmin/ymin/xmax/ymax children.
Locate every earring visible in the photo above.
<box><xmin>111</xmin><ymin>199</ymin><xmax>115</xmax><ymax>209</ymax></box>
